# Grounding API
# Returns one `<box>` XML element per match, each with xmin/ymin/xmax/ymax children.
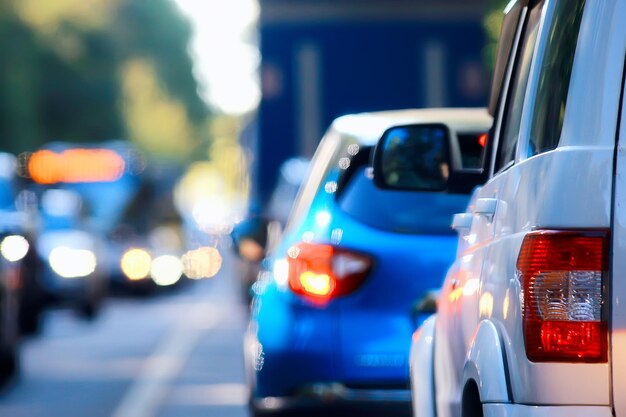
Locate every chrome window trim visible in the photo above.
<box><xmin>490</xmin><ymin>4</ymin><xmax>529</xmax><ymax>178</ymax></box>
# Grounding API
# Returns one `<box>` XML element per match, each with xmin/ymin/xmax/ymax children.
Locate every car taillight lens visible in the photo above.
<box><xmin>287</xmin><ymin>243</ymin><xmax>372</xmax><ymax>302</ymax></box>
<box><xmin>517</xmin><ymin>230</ymin><xmax>608</xmax><ymax>363</ymax></box>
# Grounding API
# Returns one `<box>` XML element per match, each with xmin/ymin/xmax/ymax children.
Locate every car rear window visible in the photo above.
<box><xmin>336</xmin><ymin>147</ymin><xmax>469</xmax><ymax>234</ymax></box>
<box><xmin>495</xmin><ymin>0</ymin><xmax>544</xmax><ymax>173</ymax></box>
<box><xmin>458</xmin><ymin>132</ymin><xmax>487</xmax><ymax>169</ymax></box>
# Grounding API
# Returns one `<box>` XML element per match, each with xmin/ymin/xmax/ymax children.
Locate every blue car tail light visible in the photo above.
<box><xmin>287</xmin><ymin>242</ymin><xmax>373</xmax><ymax>303</ymax></box>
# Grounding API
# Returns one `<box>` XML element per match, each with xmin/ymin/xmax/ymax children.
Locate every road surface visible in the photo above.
<box><xmin>0</xmin><ymin>252</ymin><xmax>249</xmax><ymax>417</ymax></box>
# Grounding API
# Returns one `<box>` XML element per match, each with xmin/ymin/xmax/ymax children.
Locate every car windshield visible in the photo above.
<box><xmin>0</xmin><ymin>180</ymin><xmax>15</xmax><ymax>210</ymax></box>
<box><xmin>336</xmin><ymin>147</ymin><xmax>469</xmax><ymax>234</ymax></box>
<box><xmin>63</xmin><ymin>176</ymin><xmax>140</xmax><ymax>232</ymax></box>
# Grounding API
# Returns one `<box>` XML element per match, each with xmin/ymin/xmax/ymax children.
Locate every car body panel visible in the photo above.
<box><xmin>0</xmin><ymin>255</ymin><xmax>20</xmax><ymax>364</ymax></box>
<box><xmin>251</xmin><ymin>283</ymin><xmax>340</xmax><ymax>396</ymax></box>
<box><xmin>482</xmin><ymin>404</ymin><xmax>612</xmax><ymax>417</ymax></box>
<box><xmin>410</xmin><ymin>314</ymin><xmax>436</xmax><ymax>417</ymax></box>
<box><xmin>462</xmin><ymin>320</ymin><xmax>509</xmax><ymax>403</ymax></box>
<box><xmin>333</xmin><ymin>210</ymin><xmax>459</xmax><ymax>384</ymax></box>
<box><xmin>610</xmin><ymin>5</ymin><xmax>626</xmax><ymax>413</ymax></box>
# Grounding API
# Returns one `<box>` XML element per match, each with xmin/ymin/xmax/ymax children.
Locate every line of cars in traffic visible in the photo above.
<box><xmin>237</xmin><ymin>0</ymin><xmax>626</xmax><ymax>416</ymax></box>
<box><xmin>0</xmin><ymin>141</ymin><xmax>191</xmax><ymax>386</ymax></box>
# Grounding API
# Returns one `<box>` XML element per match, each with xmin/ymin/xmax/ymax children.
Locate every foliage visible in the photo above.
<box><xmin>121</xmin><ymin>59</ymin><xmax>196</xmax><ymax>159</ymax></box>
<box><xmin>483</xmin><ymin>0</ymin><xmax>510</xmax><ymax>73</ymax></box>
<box><xmin>0</xmin><ymin>0</ymin><xmax>208</xmax><ymax>160</ymax></box>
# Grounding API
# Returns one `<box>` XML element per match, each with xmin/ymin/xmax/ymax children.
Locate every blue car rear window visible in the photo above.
<box><xmin>337</xmin><ymin>165</ymin><xmax>469</xmax><ymax>234</ymax></box>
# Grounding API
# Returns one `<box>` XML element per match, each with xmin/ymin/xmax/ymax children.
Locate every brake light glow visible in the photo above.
<box><xmin>478</xmin><ymin>133</ymin><xmax>488</xmax><ymax>148</ymax></box>
<box><xmin>27</xmin><ymin>149</ymin><xmax>126</xmax><ymax>184</ymax></box>
<box><xmin>287</xmin><ymin>242</ymin><xmax>372</xmax><ymax>302</ymax></box>
<box><xmin>517</xmin><ymin>230</ymin><xmax>608</xmax><ymax>362</ymax></box>
<box><xmin>299</xmin><ymin>271</ymin><xmax>334</xmax><ymax>296</ymax></box>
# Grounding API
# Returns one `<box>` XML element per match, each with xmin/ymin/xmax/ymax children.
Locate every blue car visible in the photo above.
<box><xmin>36</xmin><ymin>188</ymin><xmax>107</xmax><ymax>318</ymax></box>
<box><xmin>245</xmin><ymin>108</ymin><xmax>492</xmax><ymax>415</ymax></box>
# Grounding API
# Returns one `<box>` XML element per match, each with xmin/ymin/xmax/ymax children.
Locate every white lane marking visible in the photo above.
<box><xmin>167</xmin><ymin>383</ymin><xmax>248</xmax><ymax>406</ymax></box>
<box><xmin>111</xmin><ymin>302</ymin><xmax>221</xmax><ymax>417</ymax></box>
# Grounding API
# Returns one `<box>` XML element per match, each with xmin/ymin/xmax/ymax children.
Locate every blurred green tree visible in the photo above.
<box><xmin>0</xmin><ymin>0</ymin><xmax>208</xmax><ymax>159</ymax></box>
<box><xmin>0</xmin><ymin>3</ymin><xmax>45</xmax><ymax>153</ymax></box>
<box><xmin>484</xmin><ymin>0</ymin><xmax>509</xmax><ymax>72</ymax></box>
<box><xmin>114</xmin><ymin>0</ymin><xmax>207</xmax><ymax>125</ymax></box>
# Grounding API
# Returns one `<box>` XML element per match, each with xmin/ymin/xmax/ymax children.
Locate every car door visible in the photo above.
<box><xmin>434</xmin><ymin>3</ymin><xmax>531</xmax><ymax>417</ymax></box>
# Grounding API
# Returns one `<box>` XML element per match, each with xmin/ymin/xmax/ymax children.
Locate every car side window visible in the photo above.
<box><xmin>494</xmin><ymin>1</ymin><xmax>544</xmax><ymax>174</ymax></box>
<box><xmin>528</xmin><ymin>0</ymin><xmax>586</xmax><ymax>157</ymax></box>
<box><xmin>488</xmin><ymin>0</ymin><xmax>526</xmax><ymax>116</ymax></box>
<box><xmin>284</xmin><ymin>132</ymin><xmax>338</xmax><ymax>232</ymax></box>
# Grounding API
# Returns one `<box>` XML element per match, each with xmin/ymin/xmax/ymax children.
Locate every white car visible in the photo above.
<box><xmin>406</xmin><ymin>1</ymin><xmax>626</xmax><ymax>416</ymax></box>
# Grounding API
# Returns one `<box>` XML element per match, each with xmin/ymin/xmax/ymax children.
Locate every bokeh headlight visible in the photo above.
<box><xmin>49</xmin><ymin>246</ymin><xmax>97</xmax><ymax>278</ymax></box>
<box><xmin>182</xmin><ymin>247</ymin><xmax>222</xmax><ymax>279</ymax></box>
<box><xmin>1</xmin><ymin>235</ymin><xmax>29</xmax><ymax>262</ymax></box>
<box><xmin>120</xmin><ymin>248</ymin><xmax>152</xmax><ymax>280</ymax></box>
<box><xmin>150</xmin><ymin>255</ymin><xmax>183</xmax><ymax>286</ymax></box>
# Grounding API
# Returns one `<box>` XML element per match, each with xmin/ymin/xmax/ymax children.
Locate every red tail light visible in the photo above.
<box><xmin>478</xmin><ymin>133</ymin><xmax>488</xmax><ymax>148</ymax></box>
<box><xmin>517</xmin><ymin>230</ymin><xmax>608</xmax><ymax>363</ymax></box>
<box><xmin>287</xmin><ymin>243</ymin><xmax>373</xmax><ymax>302</ymax></box>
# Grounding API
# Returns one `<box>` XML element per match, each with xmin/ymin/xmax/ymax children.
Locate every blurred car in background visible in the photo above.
<box><xmin>25</xmin><ymin>142</ymin><xmax>185</xmax><ymax>294</ymax></box>
<box><xmin>0</xmin><ymin>205</ymin><xmax>42</xmax><ymax>337</ymax></box>
<box><xmin>36</xmin><ymin>189</ymin><xmax>106</xmax><ymax>318</ymax></box>
<box><xmin>0</xmin><ymin>226</ymin><xmax>22</xmax><ymax>385</ymax></box>
<box><xmin>266</xmin><ymin>157</ymin><xmax>311</xmax><ymax>228</ymax></box>
<box><xmin>0</xmin><ymin>154</ymin><xmax>34</xmax><ymax>383</ymax></box>
<box><xmin>244</xmin><ymin>108</ymin><xmax>492</xmax><ymax>416</ymax></box>
<box><xmin>106</xmin><ymin>179</ymin><xmax>185</xmax><ymax>293</ymax></box>
<box><xmin>232</xmin><ymin>157</ymin><xmax>310</xmax><ymax>302</ymax></box>
<box><xmin>0</xmin><ymin>154</ymin><xmax>46</xmax><ymax>337</ymax></box>
<box><xmin>109</xmin><ymin>224</ymin><xmax>186</xmax><ymax>292</ymax></box>
<box><xmin>231</xmin><ymin>214</ymin><xmax>269</xmax><ymax>302</ymax></box>
<box><xmin>24</xmin><ymin>142</ymin><xmax>140</xmax><ymax>307</ymax></box>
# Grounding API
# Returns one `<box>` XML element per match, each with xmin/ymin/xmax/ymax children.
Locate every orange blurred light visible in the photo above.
<box><xmin>298</xmin><ymin>271</ymin><xmax>334</xmax><ymax>297</ymax></box>
<box><xmin>448</xmin><ymin>287</ymin><xmax>463</xmax><ymax>303</ymax></box>
<box><xmin>28</xmin><ymin>149</ymin><xmax>126</xmax><ymax>184</ymax></box>
<box><xmin>238</xmin><ymin>239</ymin><xmax>264</xmax><ymax>263</ymax></box>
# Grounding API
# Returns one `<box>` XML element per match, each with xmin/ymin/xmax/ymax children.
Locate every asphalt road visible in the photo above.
<box><xmin>0</xmin><ymin>253</ymin><xmax>249</xmax><ymax>417</ymax></box>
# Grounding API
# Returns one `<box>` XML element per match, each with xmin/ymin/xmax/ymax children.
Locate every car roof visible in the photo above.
<box><xmin>330</xmin><ymin>108</ymin><xmax>493</xmax><ymax>146</ymax></box>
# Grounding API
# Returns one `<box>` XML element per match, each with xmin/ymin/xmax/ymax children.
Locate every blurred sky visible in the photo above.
<box><xmin>173</xmin><ymin>0</ymin><xmax>260</xmax><ymax>115</ymax></box>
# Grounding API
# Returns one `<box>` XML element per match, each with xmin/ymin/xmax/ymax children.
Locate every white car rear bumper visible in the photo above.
<box><xmin>484</xmin><ymin>404</ymin><xmax>612</xmax><ymax>417</ymax></box>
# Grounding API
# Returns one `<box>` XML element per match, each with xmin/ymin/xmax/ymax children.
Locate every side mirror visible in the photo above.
<box><xmin>372</xmin><ymin>123</ymin><xmax>488</xmax><ymax>194</ymax></box>
<box><xmin>373</xmin><ymin>124</ymin><xmax>451</xmax><ymax>192</ymax></box>
<box><xmin>411</xmin><ymin>289</ymin><xmax>439</xmax><ymax>327</ymax></box>
<box><xmin>414</xmin><ymin>290</ymin><xmax>439</xmax><ymax>315</ymax></box>
<box><xmin>231</xmin><ymin>217</ymin><xmax>270</xmax><ymax>263</ymax></box>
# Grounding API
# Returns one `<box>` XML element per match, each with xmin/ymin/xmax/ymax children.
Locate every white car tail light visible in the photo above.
<box><xmin>517</xmin><ymin>230</ymin><xmax>608</xmax><ymax>362</ymax></box>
